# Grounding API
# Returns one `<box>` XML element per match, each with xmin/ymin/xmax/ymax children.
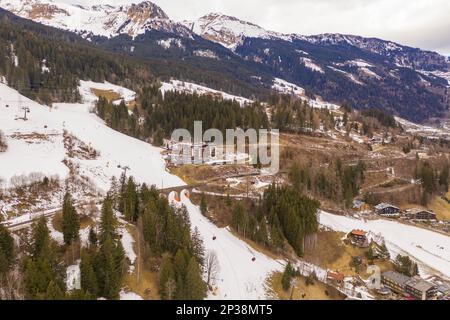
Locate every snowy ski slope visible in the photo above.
<box><xmin>170</xmin><ymin>190</ymin><xmax>284</xmax><ymax>300</ymax></box>
<box><xmin>0</xmin><ymin>81</ymin><xmax>184</xmax><ymax>191</ymax></box>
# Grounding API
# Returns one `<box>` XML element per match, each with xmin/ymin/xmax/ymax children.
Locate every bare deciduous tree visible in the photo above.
<box><xmin>205</xmin><ymin>251</ymin><xmax>220</xmax><ymax>288</ymax></box>
<box><xmin>165</xmin><ymin>278</ymin><xmax>176</xmax><ymax>300</ymax></box>
<box><xmin>0</xmin><ymin>268</ymin><xmax>24</xmax><ymax>300</ymax></box>
<box><xmin>0</xmin><ymin>130</ymin><xmax>7</xmax><ymax>152</ymax></box>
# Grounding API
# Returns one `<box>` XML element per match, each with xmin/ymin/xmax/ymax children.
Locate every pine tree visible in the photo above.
<box><xmin>99</xmin><ymin>196</ymin><xmax>118</xmax><ymax>244</ymax></box>
<box><xmin>185</xmin><ymin>257</ymin><xmax>207</xmax><ymax>300</ymax></box>
<box><xmin>96</xmin><ymin>235</ymin><xmax>122</xmax><ymax>299</ymax></box>
<box><xmin>80</xmin><ymin>250</ymin><xmax>98</xmax><ymax>296</ymax></box>
<box><xmin>46</xmin><ymin>280</ymin><xmax>65</xmax><ymax>300</ymax></box>
<box><xmin>30</xmin><ymin>216</ymin><xmax>51</xmax><ymax>259</ymax></box>
<box><xmin>380</xmin><ymin>241</ymin><xmax>390</xmax><ymax>260</ymax></box>
<box><xmin>191</xmin><ymin>227</ymin><xmax>205</xmax><ymax>265</ymax></box>
<box><xmin>108</xmin><ymin>176</ymin><xmax>120</xmax><ymax>208</ymax></box>
<box><xmin>159</xmin><ymin>254</ymin><xmax>176</xmax><ymax>300</ymax></box>
<box><xmin>200</xmin><ymin>193</ymin><xmax>208</xmax><ymax>216</ymax></box>
<box><xmin>62</xmin><ymin>192</ymin><xmax>80</xmax><ymax>246</ymax></box>
<box><xmin>24</xmin><ymin>217</ymin><xmax>65</xmax><ymax>299</ymax></box>
<box><xmin>281</xmin><ymin>261</ymin><xmax>293</xmax><ymax>291</ymax></box>
<box><xmin>365</xmin><ymin>247</ymin><xmax>375</xmax><ymax>262</ymax></box>
<box><xmin>0</xmin><ymin>224</ymin><xmax>14</xmax><ymax>275</ymax></box>
<box><xmin>88</xmin><ymin>227</ymin><xmax>97</xmax><ymax>247</ymax></box>
<box><xmin>173</xmin><ymin>249</ymin><xmax>189</xmax><ymax>299</ymax></box>
<box><xmin>123</xmin><ymin>177</ymin><xmax>139</xmax><ymax>221</ymax></box>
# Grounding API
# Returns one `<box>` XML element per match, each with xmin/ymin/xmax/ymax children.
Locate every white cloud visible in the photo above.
<box><xmin>59</xmin><ymin>0</ymin><xmax>450</xmax><ymax>54</ymax></box>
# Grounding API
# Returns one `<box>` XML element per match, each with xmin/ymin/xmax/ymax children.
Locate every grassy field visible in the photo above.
<box><xmin>303</xmin><ymin>230</ymin><xmax>394</xmax><ymax>278</ymax></box>
<box><xmin>268</xmin><ymin>272</ymin><xmax>345</xmax><ymax>300</ymax></box>
<box><xmin>303</xmin><ymin>231</ymin><xmax>364</xmax><ymax>275</ymax></box>
<box><xmin>170</xmin><ymin>165</ymin><xmax>216</xmax><ymax>185</ymax></box>
<box><xmin>123</xmin><ymin>270</ymin><xmax>160</xmax><ymax>300</ymax></box>
<box><xmin>91</xmin><ymin>88</ymin><xmax>121</xmax><ymax>102</ymax></box>
<box><xmin>52</xmin><ymin>211</ymin><xmax>93</xmax><ymax>232</ymax></box>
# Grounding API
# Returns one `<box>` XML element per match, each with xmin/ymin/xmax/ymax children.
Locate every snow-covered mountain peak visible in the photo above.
<box><xmin>0</xmin><ymin>0</ymin><xmax>191</xmax><ymax>38</ymax></box>
<box><xmin>183</xmin><ymin>12</ymin><xmax>288</xmax><ymax>49</ymax></box>
<box><xmin>125</xmin><ymin>1</ymin><xmax>169</xmax><ymax>21</ymax></box>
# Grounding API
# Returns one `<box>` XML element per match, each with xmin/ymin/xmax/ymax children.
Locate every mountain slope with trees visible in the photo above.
<box><xmin>1</xmin><ymin>2</ymin><xmax>449</xmax><ymax>122</ymax></box>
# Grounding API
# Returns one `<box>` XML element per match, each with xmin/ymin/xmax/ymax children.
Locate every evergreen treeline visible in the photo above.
<box><xmin>289</xmin><ymin>159</ymin><xmax>365</xmax><ymax>208</ymax></box>
<box><xmin>230</xmin><ymin>184</ymin><xmax>320</xmax><ymax>256</ymax></box>
<box><xmin>144</xmin><ymin>90</ymin><xmax>269</xmax><ymax>139</ymax></box>
<box><xmin>106</xmin><ymin>175</ymin><xmax>207</xmax><ymax>300</ymax></box>
<box><xmin>96</xmin><ymin>86</ymin><xmax>269</xmax><ymax>145</ymax></box>
<box><xmin>270</xmin><ymin>95</ymin><xmax>335</xmax><ymax>133</ymax></box>
<box><xmin>361</xmin><ymin>108</ymin><xmax>397</xmax><ymax>128</ymax></box>
<box><xmin>92</xmin><ymin>31</ymin><xmax>274</xmax><ymax>101</ymax></box>
<box><xmin>96</xmin><ymin>98</ymin><xmax>140</xmax><ymax>138</ymax></box>
<box><xmin>79</xmin><ymin>197</ymin><xmax>126</xmax><ymax>299</ymax></box>
<box><xmin>237</xmin><ymin>37</ymin><xmax>447</xmax><ymax>123</ymax></box>
<box><xmin>2</xmin><ymin>178</ymin><xmax>207</xmax><ymax>300</ymax></box>
<box><xmin>23</xmin><ymin>216</ymin><xmax>66</xmax><ymax>299</ymax></box>
<box><xmin>0</xmin><ymin>224</ymin><xmax>14</xmax><ymax>277</ymax></box>
<box><xmin>62</xmin><ymin>192</ymin><xmax>80</xmax><ymax>246</ymax></box>
<box><xmin>0</xmin><ymin>11</ymin><xmax>153</xmax><ymax>104</ymax></box>
<box><xmin>261</xmin><ymin>185</ymin><xmax>320</xmax><ymax>256</ymax></box>
<box><xmin>415</xmin><ymin>160</ymin><xmax>449</xmax><ymax>205</ymax></box>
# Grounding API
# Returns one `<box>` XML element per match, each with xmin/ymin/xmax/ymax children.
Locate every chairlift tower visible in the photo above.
<box><xmin>122</xmin><ymin>165</ymin><xmax>130</xmax><ymax>176</ymax></box>
<box><xmin>22</xmin><ymin>107</ymin><xmax>30</xmax><ymax>120</ymax></box>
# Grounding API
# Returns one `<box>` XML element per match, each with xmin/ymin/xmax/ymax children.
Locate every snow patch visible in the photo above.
<box><xmin>160</xmin><ymin>80</ymin><xmax>252</xmax><ymax>106</ymax></box>
<box><xmin>359</xmin><ymin>67</ymin><xmax>382</xmax><ymax>80</ymax></box>
<box><xmin>66</xmin><ymin>262</ymin><xmax>81</xmax><ymax>291</ymax></box>
<box><xmin>157</xmin><ymin>38</ymin><xmax>184</xmax><ymax>50</ymax></box>
<box><xmin>120</xmin><ymin>290</ymin><xmax>143</xmax><ymax>300</ymax></box>
<box><xmin>271</xmin><ymin>78</ymin><xmax>305</xmax><ymax>96</ymax></box>
<box><xmin>194</xmin><ymin>49</ymin><xmax>219</xmax><ymax>59</ymax></box>
<box><xmin>328</xmin><ymin>66</ymin><xmax>364</xmax><ymax>85</ymax></box>
<box><xmin>300</xmin><ymin>57</ymin><xmax>324</xmax><ymax>74</ymax></box>
<box><xmin>78</xmin><ymin>80</ymin><xmax>136</xmax><ymax>105</ymax></box>
<box><xmin>119</xmin><ymin>223</ymin><xmax>137</xmax><ymax>273</ymax></box>
<box><xmin>271</xmin><ymin>78</ymin><xmax>340</xmax><ymax>110</ymax></box>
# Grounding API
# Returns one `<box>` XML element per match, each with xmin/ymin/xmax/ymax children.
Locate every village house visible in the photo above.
<box><xmin>406</xmin><ymin>208</ymin><xmax>437</xmax><ymax>221</ymax></box>
<box><xmin>381</xmin><ymin>271</ymin><xmax>437</xmax><ymax>300</ymax></box>
<box><xmin>405</xmin><ymin>278</ymin><xmax>437</xmax><ymax>300</ymax></box>
<box><xmin>348</xmin><ymin>229</ymin><xmax>369</xmax><ymax>248</ymax></box>
<box><xmin>382</xmin><ymin>271</ymin><xmax>411</xmax><ymax>295</ymax></box>
<box><xmin>374</xmin><ymin>203</ymin><xmax>401</xmax><ymax>217</ymax></box>
<box><xmin>327</xmin><ymin>271</ymin><xmax>345</xmax><ymax>285</ymax></box>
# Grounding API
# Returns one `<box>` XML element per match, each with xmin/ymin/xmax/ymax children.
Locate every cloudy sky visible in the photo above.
<box><xmin>63</xmin><ymin>0</ymin><xmax>450</xmax><ymax>55</ymax></box>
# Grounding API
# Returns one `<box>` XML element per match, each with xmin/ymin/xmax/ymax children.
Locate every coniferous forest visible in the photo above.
<box><xmin>96</xmin><ymin>86</ymin><xmax>270</xmax><ymax>144</ymax></box>
<box><xmin>1</xmin><ymin>175</ymin><xmax>207</xmax><ymax>300</ymax></box>
<box><xmin>229</xmin><ymin>184</ymin><xmax>320</xmax><ymax>257</ymax></box>
<box><xmin>0</xmin><ymin>11</ymin><xmax>153</xmax><ymax>105</ymax></box>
